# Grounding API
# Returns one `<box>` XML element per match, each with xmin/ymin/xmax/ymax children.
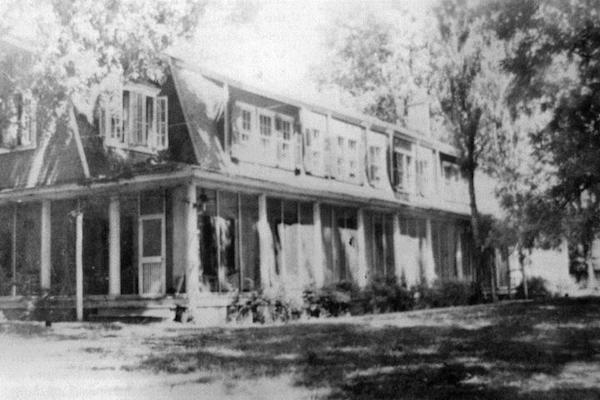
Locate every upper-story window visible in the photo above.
<box><xmin>0</xmin><ymin>92</ymin><xmax>36</xmax><ymax>151</ymax></box>
<box><xmin>330</xmin><ymin>118</ymin><xmax>362</xmax><ymax>183</ymax></box>
<box><xmin>98</xmin><ymin>84</ymin><xmax>168</xmax><ymax>152</ymax></box>
<box><xmin>442</xmin><ymin>160</ymin><xmax>467</xmax><ymax>203</ymax></box>
<box><xmin>232</xmin><ymin>101</ymin><xmax>296</xmax><ymax>170</ymax></box>
<box><xmin>368</xmin><ymin>145</ymin><xmax>382</xmax><ymax>182</ymax></box>
<box><xmin>301</xmin><ymin>110</ymin><xmax>327</xmax><ymax>177</ymax></box>
<box><xmin>415</xmin><ymin>147</ymin><xmax>434</xmax><ymax>197</ymax></box>
<box><xmin>259</xmin><ymin>114</ymin><xmax>272</xmax><ymax>137</ymax></box>
<box><xmin>392</xmin><ymin>138</ymin><xmax>413</xmax><ymax>192</ymax></box>
<box><xmin>241</xmin><ymin>109</ymin><xmax>252</xmax><ymax>137</ymax></box>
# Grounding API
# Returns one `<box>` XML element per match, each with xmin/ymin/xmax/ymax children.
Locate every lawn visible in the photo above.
<box><xmin>1</xmin><ymin>298</ymin><xmax>600</xmax><ymax>399</ymax></box>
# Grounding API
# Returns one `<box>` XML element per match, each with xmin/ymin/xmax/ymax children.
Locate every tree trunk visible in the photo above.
<box><xmin>466</xmin><ymin>167</ymin><xmax>496</xmax><ymax>301</ymax></box>
<box><xmin>584</xmin><ymin>241</ymin><xmax>597</xmax><ymax>290</ymax></box>
<box><xmin>518</xmin><ymin>245</ymin><xmax>528</xmax><ymax>299</ymax></box>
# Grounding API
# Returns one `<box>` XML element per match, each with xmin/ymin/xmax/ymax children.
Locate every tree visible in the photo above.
<box><xmin>494</xmin><ymin>0</ymin><xmax>600</xmax><ymax>287</ymax></box>
<box><xmin>430</xmin><ymin>0</ymin><xmax>513</xmax><ymax>299</ymax></box>
<box><xmin>313</xmin><ymin>5</ymin><xmax>433</xmax><ymax>125</ymax></box>
<box><xmin>314</xmin><ymin>1</ymin><xmax>513</xmax><ymax>295</ymax></box>
<box><xmin>0</xmin><ymin>0</ymin><xmax>253</xmax><ymax>319</ymax></box>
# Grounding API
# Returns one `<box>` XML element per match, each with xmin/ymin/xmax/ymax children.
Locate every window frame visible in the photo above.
<box><xmin>274</xmin><ymin>113</ymin><xmax>295</xmax><ymax>170</ymax></box>
<box><xmin>302</xmin><ymin>111</ymin><xmax>327</xmax><ymax>177</ymax></box>
<box><xmin>368</xmin><ymin>145</ymin><xmax>383</xmax><ymax>182</ymax></box>
<box><xmin>99</xmin><ymin>83</ymin><xmax>167</xmax><ymax>154</ymax></box>
<box><xmin>0</xmin><ymin>91</ymin><xmax>37</xmax><ymax>153</ymax></box>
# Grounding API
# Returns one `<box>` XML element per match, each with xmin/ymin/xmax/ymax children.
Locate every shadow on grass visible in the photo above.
<box><xmin>132</xmin><ymin>298</ymin><xmax>600</xmax><ymax>399</ymax></box>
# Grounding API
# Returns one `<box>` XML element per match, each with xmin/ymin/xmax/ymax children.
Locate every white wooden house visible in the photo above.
<box><xmin>0</xmin><ymin>39</ymin><xmax>474</xmax><ymax>322</ymax></box>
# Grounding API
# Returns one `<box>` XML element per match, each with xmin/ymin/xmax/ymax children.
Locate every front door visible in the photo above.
<box><xmin>138</xmin><ymin>215</ymin><xmax>165</xmax><ymax>295</ymax></box>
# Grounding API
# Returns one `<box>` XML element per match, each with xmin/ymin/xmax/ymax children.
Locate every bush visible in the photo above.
<box><xmin>516</xmin><ymin>276</ymin><xmax>550</xmax><ymax>299</ymax></box>
<box><xmin>303</xmin><ymin>280</ymin><xmax>359</xmax><ymax>317</ymax></box>
<box><xmin>227</xmin><ymin>291</ymin><xmax>302</xmax><ymax>324</ymax></box>
<box><xmin>362</xmin><ymin>276</ymin><xmax>415</xmax><ymax>314</ymax></box>
<box><xmin>416</xmin><ymin>280</ymin><xmax>479</xmax><ymax>308</ymax></box>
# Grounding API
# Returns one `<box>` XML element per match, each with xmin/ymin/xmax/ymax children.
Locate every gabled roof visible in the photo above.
<box><xmin>170</xmin><ymin>57</ymin><xmax>459</xmax><ymax>157</ymax></box>
<box><xmin>169</xmin><ymin>60</ymin><xmax>229</xmax><ymax>171</ymax></box>
<box><xmin>0</xmin><ymin>107</ymin><xmax>88</xmax><ymax>191</ymax></box>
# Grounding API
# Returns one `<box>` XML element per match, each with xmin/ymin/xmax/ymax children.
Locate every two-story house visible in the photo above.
<box><xmin>0</xmin><ymin>39</ymin><xmax>474</xmax><ymax>322</ymax></box>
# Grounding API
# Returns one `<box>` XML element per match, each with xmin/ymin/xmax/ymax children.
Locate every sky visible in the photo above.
<box><xmin>173</xmin><ymin>0</ymin><xmax>436</xmax><ymax>102</ymax></box>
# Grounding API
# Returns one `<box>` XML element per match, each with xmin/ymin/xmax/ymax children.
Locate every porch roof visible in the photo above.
<box><xmin>0</xmin><ymin>164</ymin><xmax>470</xmax><ymax>220</ymax></box>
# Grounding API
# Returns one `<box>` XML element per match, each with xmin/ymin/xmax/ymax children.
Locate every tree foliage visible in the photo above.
<box><xmin>0</xmin><ymin>0</ymin><xmax>211</xmax><ymax>127</ymax></box>
<box><xmin>493</xmin><ymin>0</ymin><xmax>600</xmax><ymax>274</ymax></box>
<box><xmin>314</xmin><ymin>5</ymin><xmax>433</xmax><ymax>125</ymax></box>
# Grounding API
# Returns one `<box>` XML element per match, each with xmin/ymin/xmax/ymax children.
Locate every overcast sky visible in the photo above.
<box><xmin>173</xmin><ymin>0</ymin><xmax>435</xmax><ymax>100</ymax></box>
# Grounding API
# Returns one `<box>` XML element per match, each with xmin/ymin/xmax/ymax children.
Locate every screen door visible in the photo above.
<box><xmin>138</xmin><ymin>215</ymin><xmax>165</xmax><ymax>295</ymax></box>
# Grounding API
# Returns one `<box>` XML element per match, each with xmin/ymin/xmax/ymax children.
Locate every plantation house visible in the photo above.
<box><xmin>0</xmin><ymin>37</ymin><xmax>477</xmax><ymax>322</ymax></box>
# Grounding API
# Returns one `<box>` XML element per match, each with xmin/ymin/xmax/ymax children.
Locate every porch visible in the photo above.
<box><xmin>0</xmin><ymin>178</ymin><xmax>473</xmax><ymax>323</ymax></box>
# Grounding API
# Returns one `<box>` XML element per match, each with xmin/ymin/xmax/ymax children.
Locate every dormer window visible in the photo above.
<box><xmin>0</xmin><ymin>92</ymin><xmax>36</xmax><ymax>151</ymax></box>
<box><xmin>232</xmin><ymin>101</ymin><xmax>296</xmax><ymax>170</ymax></box>
<box><xmin>392</xmin><ymin>138</ymin><xmax>414</xmax><ymax>192</ymax></box>
<box><xmin>99</xmin><ymin>84</ymin><xmax>168</xmax><ymax>152</ymax></box>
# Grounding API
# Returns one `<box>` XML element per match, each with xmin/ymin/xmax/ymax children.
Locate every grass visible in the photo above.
<box><xmin>1</xmin><ymin>297</ymin><xmax>600</xmax><ymax>399</ymax></box>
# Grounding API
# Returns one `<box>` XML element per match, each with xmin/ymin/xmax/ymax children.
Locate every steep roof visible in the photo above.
<box><xmin>0</xmin><ymin>107</ymin><xmax>88</xmax><ymax>191</ymax></box>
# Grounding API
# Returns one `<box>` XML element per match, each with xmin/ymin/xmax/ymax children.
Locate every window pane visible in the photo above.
<box><xmin>122</xmin><ymin>90</ymin><xmax>129</xmax><ymax>141</ymax></box>
<box><xmin>51</xmin><ymin>199</ymin><xmax>77</xmax><ymax>295</ymax></box>
<box><xmin>219</xmin><ymin>191</ymin><xmax>239</xmax><ymax>291</ymax></box>
<box><xmin>260</xmin><ymin>115</ymin><xmax>272</xmax><ymax>136</ymax></box>
<box><xmin>146</xmin><ymin>96</ymin><xmax>154</xmax><ymax>144</ymax></box>
<box><xmin>240</xmin><ymin>194</ymin><xmax>259</xmax><ymax>291</ymax></box>
<box><xmin>140</xmin><ymin>190</ymin><xmax>164</xmax><ymax>215</ymax></box>
<box><xmin>0</xmin><ymin>207</ymin><xmax>13</xmax><ymax>296</ymax></box>
<box><xmin>81</xmin><ymin>197</ymin><xmax>109</xmax><ymax>295</ymax></box>
<box><xmin>142</xmin><ymin>219</ymin><xmax>162</xmax><ymax>257</ymax></box>
<box><xmin>15</xmin><ymin>203</ymin><xmax>41</xmax><ymax>296</ymax></box>
<box><xmin>120</xmin><ymin>194</ymin><xmax>138</xmax><ymax>295</ymax></box>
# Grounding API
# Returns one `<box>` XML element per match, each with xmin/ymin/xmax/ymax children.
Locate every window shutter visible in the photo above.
<box><xmin>157</xmin><ymin>96</ymin><xmax>168</xmax><ymax>149</ymax></box>
<box><xmin>295</xmin><ymin>126</ymin><xmax>303</xmax><ymax>171</ymax></box>
<box><xmin>324</xmin><ymin>136</ymin><xmax>332</xmax><ymax>177</ymax></box>
<box><xmin>20</xmin><ymin>95</ymin><xmax>33</xmax><ymax>146</ymax></box>
<box><xmin>303</xmin><ymin>127</ymin><xmax>312</xmax><ymax>173</ymax></box>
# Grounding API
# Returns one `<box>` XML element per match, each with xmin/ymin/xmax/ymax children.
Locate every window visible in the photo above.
<box><xmin>442</xmin><ymin>161</ymin><xmax>466</xmax><ymax>202</ymax></box>
<box><xmin>275</xmin><ymin>115</ymin><xmax>295</xmax><ymax>170</ymax></box>
<box><xmin>301</xmin><ymin>111</ymin><xmax>327</xmax><ymax>176</ymax></box>
<box><xmin>233</xmin><ymin>101</ymin><xmax>296</xmax><ymax>169</ymax></box>
<box><xmin>369</xmin><ymin>146</ymin><xmax>382</xmax><ymax>182</ymax></box>
<box><xmin>233</xmin><ymin>103</ymin><xmax>254</xmax><ymax>151</ymax></box>
<box><xmin>99</xmin><ymin>85</ymin><xmax>168</xmax><ymax>152</ymax></box>
<box><xmin>259</xmin><ymin>114</ymin><xmax>272</xmax><ymax>137</ymax></box>
<box><xmin>330</xmin><ymin>118</ymin><xmax>362</xmax><ymax>182</ymax></box>
<box><xmin>392</xmin><ymin>138</ymin><xmax>414</xmax><ymax>192</ymax></box>
<box><xmin>0</xmin><ymin>92</ymin><xmax>36</xmax><ymax>150</ymax></box>
<box><xmin>241</xmin><ymin>109</ymin><xmax>252</xmax><ymax>141</ymax></box>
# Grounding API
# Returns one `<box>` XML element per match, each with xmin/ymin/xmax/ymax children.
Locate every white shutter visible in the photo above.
<box><xmin>157</xmin><ymin>96</ymin><xmax>168</xmax><ymax>149</ymax></box>
<box><xmin>20</xmin><ymin>95</ymin><xmax>35</xmax><ymax>146</ymax></box>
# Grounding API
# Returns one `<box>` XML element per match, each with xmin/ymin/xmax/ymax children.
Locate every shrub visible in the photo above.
<box><xmin>303</xmin><ymin>280</ymin><xmax>359</xmax><ymax>317</ymax></box>
<box><xmin>516</xmin><ymin>276</ymin><xmax>550</xmax><ymax>299</ymax></box>
<box><xmin>227</xmin><ymin>291</ymin><xmax>302</xmax><ymax>324</ymax></box>
<box><xmin>416</xmin><ymin>280</ymin><xmax>479</xmax><ymax>308</ymax></box>
<box><xmin>362</xmin><ymin>276</ymin><xmax>415</xmax><ymax>313</ymax></box>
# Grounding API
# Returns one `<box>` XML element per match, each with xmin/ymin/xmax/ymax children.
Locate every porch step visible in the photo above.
<box><xmin>89</xmin><ymin>306</ymin><xmax>175</xmax><ymax>321</ymax></box>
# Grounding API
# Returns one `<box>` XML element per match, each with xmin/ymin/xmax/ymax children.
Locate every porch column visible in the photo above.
<box><xmin>424</xmin><ymin>218</ymin><xmax>436</xmax><ymax>284</ymax></box>
<box><xmin>434</xmin><ymin>150</ymin><xmax>442</xmax><ymax>204</ymax></box>
<box><xmin>184</xmin><ymin>182</ymin><xmax>200</xmax><ymax>298</ymax></box>
<box><xmin>40</xmin><ymin>200</ymin><xmax>51</xmax><ymax>292</ymax></box>
<box><xmin>312</xmin><ymin>202</ymin><xmax>325</xmax><ymax>287</ymax></box>
<box><xmin>456</xmin><ymin>228</ymin><xmax>464</xmax><ymax>280</ymax></box>
<box><xmin>356</xmin><ymin>208</ymin><xmax>368</xmax><ymax>288</ymax></box>
<box><xmin>75</xmin><ymin>210</ymin><xmax>83</xmax><ymax>321</ymax></box>
<box><xmin>108</xmin><ymin>196</ymin><xmax>120</xmax><ymax>296</ymax></box>
<box><xmin>392</xmin><ymin>213</ymin><xmax>403</xmax><ymax>282</ymax></box>
<box><xmin>258</xmin><ymin>194</ymin><xmax>271</xmax><ymax>289</ymax></box>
